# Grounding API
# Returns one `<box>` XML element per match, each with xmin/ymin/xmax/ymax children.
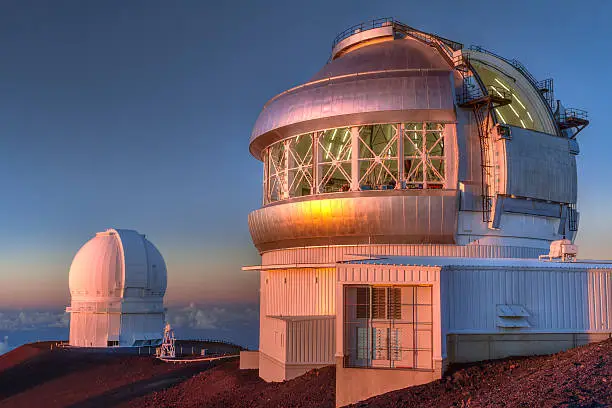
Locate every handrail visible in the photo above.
<box><xmin>470</xmin><ymin>45</ymin><xmax>542</xmax><ymax>89</ymax></box>
<box><xmin>469</xmin><ymin>45</ymin><xmax>558</xmax><ymax>117</ymax></box>
<box><xmin>332</xmin><ymin>17</ymin><xmax>395</xmax><ymax>48</ymax></box>
<box><xmin>459</xmin><ymin>85</ymin><xmax>511</xmax><ymax>106</ymax></box>
<box><xmin>331</xmin><ymin>18</ymin><xmax>463</xmax><ymax>53</ymax></box>
<box><xmin>559</xmin><ymin>108</ymin><xmax>588</xmax><ymax>122</ymax></box>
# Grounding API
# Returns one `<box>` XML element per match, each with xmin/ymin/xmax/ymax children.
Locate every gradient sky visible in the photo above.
<box><xmin>1</xmin><ymin>0</ymin><xmax>611</xmax><ymax>309</ymax></box>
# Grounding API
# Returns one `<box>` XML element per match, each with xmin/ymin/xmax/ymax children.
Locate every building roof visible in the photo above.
<box><xmin>340</xmin><ymin>256</ymin><xmax>612</xmax><ymax>270</ymax></box>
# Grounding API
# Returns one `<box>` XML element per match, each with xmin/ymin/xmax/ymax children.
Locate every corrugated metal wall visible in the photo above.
<box><xmin>286</xmin><ymin>318</ymin><xmax>335</xmax><ymax>364</ymax></box>
<box><xmin>338</xmin><ymin>265</ymin><xmax>440</xmax><ymax>284</ymax></box>
<box><xmin>263</xmin><ymin>268</ymin><xmax>335</xmax><ymax>316</ymax></box>
<box><xmin>443</xmin><ymin>268</ymin><xmax>612</xmax><ymax>332</ymax></box>
<box><xmin>262</xmin><ymin>245</ymin><xmax>544</xmax><ymax>265</ymax></box>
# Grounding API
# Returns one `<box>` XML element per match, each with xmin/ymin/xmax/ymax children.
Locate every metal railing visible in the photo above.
<box><xmin>559</xmin><ymin>108</ymin><xmax>588</xmax><ymax>122</ymax></box>
<box><xmin>458</xmin><ymin>84</ymin><xmax>511</xmax><ymax>106</ymax></box>
<box><xmin>469</xmin><ymin>45</ymin><xmax>556</xmax><ymax>110</ymax></box>
<box><xmin>332</xmin><ymin>17</ymin><xmax>395</xmax><ymax>48</ymax></box>
<box><xmin>331</xmin><ymin>18</ymin><xmax>463</xmax><ymax>53</ymax></box>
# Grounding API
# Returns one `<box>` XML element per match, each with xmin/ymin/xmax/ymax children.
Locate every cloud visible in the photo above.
<box><xmin>0</xmin><ymin>336</ymin><xmax>11</xmax><ymax>355</ymax></box>
<box><xmin>166</xmin><ymin>303</ymin><xmax>258</xmax><ymax>331</ymax></box>
<box><xmin>0</xmin><ymin>310</ymin><xmax>69</xmax><ymax>331</ymax></box>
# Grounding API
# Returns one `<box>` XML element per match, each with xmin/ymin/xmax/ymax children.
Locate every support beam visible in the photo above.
<box><xmin>350</xmin><ymin>127</ymin><xmax>360</xmax><ymax>191</ymax></box>
<box><xmin>397</xmin><ymin>124</ymin><xmax>404</xmax><ymax>189</ymax></box>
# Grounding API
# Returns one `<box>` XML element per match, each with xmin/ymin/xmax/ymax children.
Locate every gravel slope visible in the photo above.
<box><xmin>1</xmin><ymin>339</ymin><xmax>610</xmax><ymax>407</ymax></box>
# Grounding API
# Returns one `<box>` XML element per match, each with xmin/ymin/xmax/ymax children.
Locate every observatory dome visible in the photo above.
<box><xmin>244</xmin><ymin>18</ymin><xmax>596</xmax><ymax>396</ymax></box>
<box><xmin>69</xmin><ymin>229</ymin><xmax>167</xmax><ymax>300</ymax></box>
<box><xmin>67</xmin><ymin>228</ymin><xmax>167</xmax><ymax>347</ymax></box>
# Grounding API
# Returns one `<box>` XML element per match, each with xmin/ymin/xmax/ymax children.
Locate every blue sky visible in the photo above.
<box><xmin>0</xmin><ymin>0</ymin><xmax>610</xmax><ymax>310</ymax></box>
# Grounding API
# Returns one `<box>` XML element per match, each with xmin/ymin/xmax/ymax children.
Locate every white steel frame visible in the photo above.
<box><xmin>262</xmin><ymin>122</ymin><xmax>448</xmax><ymax>204</ymax></box>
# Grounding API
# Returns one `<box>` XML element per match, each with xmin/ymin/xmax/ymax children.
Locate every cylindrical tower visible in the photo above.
<box><xmin>247</xmin><ymin>18</ymin><xmax>585</xmax><ymax>381</ymax></box>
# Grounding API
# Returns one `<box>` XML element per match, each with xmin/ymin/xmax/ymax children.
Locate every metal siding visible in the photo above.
<box><xmin>249</xmin><ymin>192</ymin><xmax>459</xmax><ymax>252</ymax></box>
<box><xmin>445</xmin><ymin>267</ymin><xmax>612</xmax><ymax>333</ymax></box>
<box><xmin>261</xmin><ymin>245</ymin><xmax>544</xmax><ymax>265</ymax></box>
<box><xmin>263</xmin><ymin>268</ymin><xmax>335</xmax><ymax>316</ymax></box>
<box><xmin>285</xmin><ymin>318</ymin><xmax>335</xmax><ymax>364</ymax></box>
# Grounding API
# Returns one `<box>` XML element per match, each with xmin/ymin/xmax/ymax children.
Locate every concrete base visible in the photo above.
<box><xmin>447</xmin><ymin>332</ymin><xmax>612</xmax><ymax>363</ymax></box>
<box><xmin>259</xmin><ymin>351</ymin><xmax>331</xmax><ymax>382</ymax></box>
<box><xmin>335</xmin><ymin>357</ymin><xmax>443</xmax><ymax>407</ymax></box>
<box><xmin>239</xmin><ymin>351</ymin><xmax>259</xmax><ymax>370</ymax></box>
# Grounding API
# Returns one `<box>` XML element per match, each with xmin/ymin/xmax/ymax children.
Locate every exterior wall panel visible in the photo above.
<box><xmin>504</xmin><ymin>127</ymin><xmax>577</xmax><ymax>204</ymax></box>
<box><xmin>263</xmin><ymin>268</ymin><xmax>336</xmax><ymax>316</ymax></box>
<box><xmin>250</xmin><ymin>192</ymin><xmax>459</xmax><ymax>252</ymax></box>
<box><xmin>443</xmin><ymin>267</ymin><xmax>612</xmax><ymax>333</ymax></box>
<box><xmin>261</xmin><ymin>244</ymin><xmax>545</xmax><ymax>266</ymax></box>
<box><xmin>286</xmin><ymin>318</ymin><xmax>335</xmax><ymax>364</ymax></box>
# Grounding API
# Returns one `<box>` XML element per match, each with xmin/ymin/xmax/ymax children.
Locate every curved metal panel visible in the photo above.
<box><xmin>250</xmin><ymin>39</ymin><xmax>455</xmax><ymax>160</ymax></box>
<box><xmin>248</xmin><ymin>190</ymin><xmax>459</xmax><ymax>252</ymax></box>
<box><xmin>318</xmin><ymin>37</ymin><xmax>451</xmax><ymax>81</ymax></box>
<box><xmin>250</xmin><ymin>72</ymin><xmax>455</xmax><ymax>159</ymax></box>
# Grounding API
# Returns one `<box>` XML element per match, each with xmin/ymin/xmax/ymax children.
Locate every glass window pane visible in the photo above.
<box><xmin>358</xmin><ymin>124</ymin><xmax>398</xmax><ymax>190</ymax></box>
<box><xmin>319</xmin><ymin>128</ymin><xmax>352</xmax><ymax>193</ymax></box>
<box><xmin>287</xmin><ymin>133</ymin><xmax>313</xmax><ymax>198</ymax></box>
<box><xmin>416</xmin><ymin>286</ymin><xmax>432</xmax><ymax>304</ymax></box>
<box><xmin>402</xmin><ymin>123</ymin><xmax>445</xmax><ymax>189</ymax></box>
<box><xmin>416</xmin><ymin>349</ymin><xmax>433</xmax><ymax>369</ymax></box>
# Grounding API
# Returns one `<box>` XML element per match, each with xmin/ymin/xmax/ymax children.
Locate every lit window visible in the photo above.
<box><xmin>318</xmin><ymin>127</ymin><xmax>352</xmax><ymax>193</ymax></box>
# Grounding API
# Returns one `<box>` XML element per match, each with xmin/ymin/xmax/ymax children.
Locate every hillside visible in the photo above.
<box><xmin>0</xmin><ymin>339</ymin><xmax>610</xmax><ymax>407</ymax></box>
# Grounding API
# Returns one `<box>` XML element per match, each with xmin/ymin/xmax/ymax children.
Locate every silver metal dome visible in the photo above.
<box><xmin>250</xmin><ymin>37</ymin><xmax>455</xmax><ymax>160</ymax></box>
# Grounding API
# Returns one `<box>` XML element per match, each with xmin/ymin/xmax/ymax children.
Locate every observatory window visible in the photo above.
<box><xmin>265</xmin><ymin>142</ymin><xmax>286</xmax><ymax>203</ymax></box>
<box><xmin>286</xmin><ymin>133</ymin><xmax>314</xmax><ymax>198</ymax></box>
<box><xmin>344</xmin><ymin>285</ymin><xmax>433</xmax><ymax>370</ymax></box>
<box><xmin>264</xmin><ymin>133</ymin><xmax>315</xmax><ymax>204</ymax></box>
<box><xmin>261</xmin><ymin>122</ymin><xmax>449</xmax><ymax>204</ymax></box>
<box><xmin>317</xmin><ymin>127</ymin><xmax>352</xmax><ymax>193</ymax></box>
<box><xmin>403</xmin><ymin>123</ymin><xmax>445</xmax><ymax>189</ymax></box>
<box><xmin>357</xmin><ymin>124</ymin><xmax>399</xmax><ymax>191</ymax></box>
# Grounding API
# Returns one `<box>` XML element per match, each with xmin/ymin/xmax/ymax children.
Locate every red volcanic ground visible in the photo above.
<box><xmin>0</xmin><ymin>339</ymin><xmax>610</xmax><ymax>407</ymax></box>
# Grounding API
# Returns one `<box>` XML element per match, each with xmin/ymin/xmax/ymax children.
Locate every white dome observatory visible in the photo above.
<box><xmin>67</xmin><ymin>228</ymin><xmax>167</xmax><ymax>347</ymax></box>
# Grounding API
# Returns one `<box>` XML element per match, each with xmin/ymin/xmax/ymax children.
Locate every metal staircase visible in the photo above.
<box><xmin>459</xmin><ymin>83</ymin><xmax>512</xmax><ymax>222</ymax></box>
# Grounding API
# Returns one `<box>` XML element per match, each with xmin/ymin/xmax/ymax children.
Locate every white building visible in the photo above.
<box><xmin>241</xmin><ymin>18</ymin><xmax>611</xmax><ymax>407</ymax></box>
<box><xmin>67</xmin><ymin>228</ymin><xmax>167</xmax><ymax>347</ymax></box>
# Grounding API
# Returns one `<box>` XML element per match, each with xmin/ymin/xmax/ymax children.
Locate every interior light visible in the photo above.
<box><xmin>326</xmin><ymin>142</ymin><xmax>332</xmax><ymax>159</ymax></box>
<box><xmin>337</xmin><ymin>144</ymin><xmax>344</xmax><ymax>157</ymax></box>
<box><xmin>509</xmin><ymin>104</ymin><xmax>520</xmax><ymax>118</ymax></box>
<box><xmin>342</xmin><ymin>129</ymin><xmax>350</xmax><ymax>142</ymax></box>
<box><xmin>494</xmin><ymin>78</ymin><xmax>511</xmax><ymax>92</ymax></box>
<box><xmin>520</xmin><ymin>119</ymin><xmax>526</xmax><ymax>128</ymax></box>
<box><xmin>512</xmin><ymin>94</ymin><xmax>526</xmax><ymax>109</ymax></box>
<box><xmin>495</xmin><ymin>108</ymin><xmax>507</xmax><ymax>123</ymax></box>
<box><xmin>490</xmin><ymin>86</ymin><xmax>504</xmax><ymax>98</ymax></box>
<box><xmin>527</xmin><ymin>111</ymin><xmax>533</xmax><ymax>122</ymax></box>
<box><xmin>331</xmin><ymin>128</ymin><xmax>338</xmax><ymax>141</ymax></box>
